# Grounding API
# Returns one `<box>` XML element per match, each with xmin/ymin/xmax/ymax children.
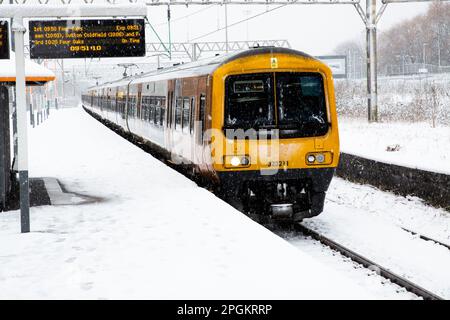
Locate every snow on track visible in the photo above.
<box><xmin>0</xmin><ymin>106</ymin><xmax>371</xmax><ymax>299</ymax></box>
<box><xmin>301</xmin><ymin>178</ymin><xmax>450</xmax><ymax>299</ymax></box>
<box><xmin>284</xmin><ymin>233</ymin><xmax>418</xmax><ymax>300</ymax></box>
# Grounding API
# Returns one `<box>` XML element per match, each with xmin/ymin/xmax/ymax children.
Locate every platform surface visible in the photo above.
<box><xmin>0</xmin><ymin>106</ymin><xmax>371</xmax><ymax>299</ymax></box>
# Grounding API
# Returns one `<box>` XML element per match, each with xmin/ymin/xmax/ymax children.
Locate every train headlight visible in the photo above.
<box><xmin>307</xmin><ymin>155</ymin><xmax>316</xmax><ymax>163</ymax></box>
<box><xmin>316</xmin><ymin>153</ymin><xmax>325</xmax><ymax>163</ymax></box>
<box><xmin>306</xmin><ymin>152</ymin><xmax>333</xmax><ymax>165</ymax></box>
<box><xmin>230</xmin><ymin>156</ymin><xmax>241</xmax><ymax>167</ymax></box>
<box><xmin>224</xmin><ymin>155</ymin><xmax>251</xmax><ymax>168</ymax></box>
<box><xmin>240</xmin><ymin>156</ymin><xmax>250</xmax><ymax>166</ymax></box>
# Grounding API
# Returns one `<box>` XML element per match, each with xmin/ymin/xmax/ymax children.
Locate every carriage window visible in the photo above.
<box><xmin>175</xmin><ymin>98</ymin><xmax>183</xmax><ymax>129</ymax></box>
<box><xmin>189</xmin><ymin>97</ymin><xmax>195</xmax><ymax>134</ymax></box>
<box><xmin>150</xmin><ymin>103</ymin><xmax>156</xmax><ymax>124</ymax></box>
<box><xmin>182</xmin><ymin>98</ymin><xmax>190</xmax><ymax>133</ymax></box>
<box><xmin>141</xmin><ymin>96</ymin><xmax>148</xmax><ymax>120</ymax></box>
<box><xmin>198</xmin><ymin>94</ymin><xmax>206</xmax><ymax>144</ymax></box>
<box><xmin>155</xmin><ymin>106</ymin><xmax>161</xmax><ymax>125</ymax></box>
<box><xmin>161</xmin><ymin>97</ymin><xmax>166</xmax><ymax>126</ymax></box>
<box><xmin>155</xmin><ymin>98</ymin><xmax>161</xmax><ymax>126</ymax></box>
<box><xmin>128</xmin><ymin>96</ymin><xmax>136</xmax><ymax>117</ymax></box>
<box><xmin>167</xmin><ymin>92</ymin><xmax>173</xmax><ymax>128</ymax></box>
<box><xmin>137</xmin><ymin>93</ymin><xmax>141</xmax><ymax>118</ymax></box>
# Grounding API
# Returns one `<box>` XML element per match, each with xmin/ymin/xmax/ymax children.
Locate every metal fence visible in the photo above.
<box><xmin>385</xmin><ymin>63</ymin><xmax>450</xmax><ymax>76</ymax></box>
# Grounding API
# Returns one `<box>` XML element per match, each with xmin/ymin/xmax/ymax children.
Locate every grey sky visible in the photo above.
<box><xmin>147</xmin><ymin>1</ymin><xmax>429</xmax><ymax>55</ymax></box>
<box><xmin>29</xmin><ymin>0</ymin><xmax>429</xmax><ymax>79</ymax></box>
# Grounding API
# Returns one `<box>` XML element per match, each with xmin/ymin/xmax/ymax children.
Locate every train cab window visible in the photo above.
<box><xmin>175</xmin><ymin>98</ymin><xmax>183</xmax><ymax>130</ymax></box>
<box><xmin>182</xmin><ymin>97</ymin><xmax>190</xmax><ymax>133</ymax></box>
<box><xmin>276</xmin><ymin>73</ymin><xmax>328</xmax><ymax>136</ymax></box>
<box><xmin>189</xmin><ymin>97</ymin><xmax>195</xmax><ymax>134</ymax></box>
<box><xmin>225</xmin><ymin>72</ymin><xmax>328</xmax><ymax>138</ymax></box>
<box><xmin>225</xmin><ymin>73</ymin><xmax>275</xmax><ymax>129</ymax></box>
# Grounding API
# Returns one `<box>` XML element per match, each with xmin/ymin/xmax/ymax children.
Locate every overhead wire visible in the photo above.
<box><xmin>153</xmin><ymin>4</ymin><xmax>216</xmax><ymax>27</ymax></box>
<box><xmin>189</xmin><ymin>4</ymin><xmax>287</xmax><ymax>42</ymax></box>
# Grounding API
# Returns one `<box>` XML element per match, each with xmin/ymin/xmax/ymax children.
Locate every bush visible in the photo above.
<box><xmin>335</xmin><ymin>77</ymin><xmax>450</xmax><ymax>126</ymax></box>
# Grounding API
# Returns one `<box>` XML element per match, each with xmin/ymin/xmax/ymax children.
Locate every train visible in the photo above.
<box><xmin>82</xmin><ymin>47</ymin><xmax>340</xmax><ymax>221</ymax></box>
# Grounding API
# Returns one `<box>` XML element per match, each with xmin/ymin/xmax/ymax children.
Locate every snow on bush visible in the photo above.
<box><xmin>335</xmin><ymin>77</ymin><xmax>450</xmax><ymax>127</ymax></box>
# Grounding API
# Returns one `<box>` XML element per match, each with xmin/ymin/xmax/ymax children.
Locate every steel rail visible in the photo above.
<box><xmin>295</xmin><ymin>223</ymin><xmax>444</xmax><ymax>300</ymax></box>
<box><xmin>401</xmin><ymin>227</ymin><xmax>450</xmax><ymax>252</ymax></box>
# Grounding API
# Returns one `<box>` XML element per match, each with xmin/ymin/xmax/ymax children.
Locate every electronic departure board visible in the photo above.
<box><xmin>29</xmin><ymin>19</ymin><xmax>146</xmax><ymax>59</ymax></box>
<box><xmin>0</xmin><ymin>21</ymin><xmax>9</xmax><ymax>60</ymax></box>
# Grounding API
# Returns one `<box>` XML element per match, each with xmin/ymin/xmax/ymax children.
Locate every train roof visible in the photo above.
<box><xmin>0</xmin><ymin>53</ymin><xmax>55</xmax><ymax>86</ymax></box>
<box><xmin>89</xmin><ymin>47</ymin><xmax>316</xmax><ymax>90</ymax></box>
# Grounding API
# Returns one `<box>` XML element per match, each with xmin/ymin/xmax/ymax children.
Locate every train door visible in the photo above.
<box><xmin>198</xmin><ymin>93</ymin><xmax>207</xmax><ymax>164</ymax></box>
<box><xmin>195</xmin><ymin>76</ymin><xmax>209</xmax><ymax>171</ymax></box>
<box><xmin>165</xmin><ymin>79</ymin><xmax>175</xmax><ymax>151</ymax></box>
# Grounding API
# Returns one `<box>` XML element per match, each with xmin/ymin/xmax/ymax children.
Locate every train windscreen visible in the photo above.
<box><xmin>225</xmin><ymin>73</ymin><xmax>275</xmax><ymax>129</ymax></box>
<box><xmin>225</xmin><ymin>72</ymin><xmax>329</xmax><ymax>138</ymax></box>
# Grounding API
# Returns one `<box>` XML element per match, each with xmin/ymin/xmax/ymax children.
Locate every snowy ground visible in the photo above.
<box><xmin>291</xmin><ymin>177</ymin><xmax>450</xmax><ymax>299</ymax></box>
<box><xmin>339</xmin><ymin>118</ymin><xmax>450</xmax><ymax>175</ymax></box>
<box><xmin>0</xmin><ymin>106</ymin><xmax>372</xmax><ymax>300</ymax></box>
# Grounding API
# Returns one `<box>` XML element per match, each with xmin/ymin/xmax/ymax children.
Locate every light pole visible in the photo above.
<box><xmin>437</xmin><ymin>25</ymin><xmax>441</xmax><ymax>68</ymax></box>
<box><xmin>395</xmin><ymin>54</ymin><xmax>404</xmax><ymax>76</ymax></box>
<box><xmin>366</xmin><ymin>0</ymin><xmax>378</xmax><ymax>122</ymax></box>
<box><xmin>224</xmin><ymin>2</ymin><xmax>229</xmax><ymax>53</ymax></box>
<box><xmin>422</xmin><ymin>43</ymin><xmax>427</xmax><ymax>69</ymax></box>
<box><xmin>243</xmin><ymin>9</ymin><xmax>251</xmax><ymax>42</ymax></box>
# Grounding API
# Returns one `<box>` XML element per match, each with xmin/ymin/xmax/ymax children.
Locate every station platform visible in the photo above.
<box><xmin>0</xmin><ymin>106</ymin><xmax>371</xmax><ymax>299</ymax></box>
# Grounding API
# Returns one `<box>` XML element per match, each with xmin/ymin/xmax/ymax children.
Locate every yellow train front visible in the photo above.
<box><xmin>83</xmin><ymin>47</ymin><xmax>339</xmax><ymax>222</ymax></box>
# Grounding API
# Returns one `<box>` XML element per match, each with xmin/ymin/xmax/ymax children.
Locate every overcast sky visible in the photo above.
<box><xmin>146</xmin><ymin>1</ymin><xmax>429</xmax><ymax>56</ymax></box>
<box><xmin>32</xmin><ymin>0</ymin><xmax>429</xmax><ymax>76</ymax></box>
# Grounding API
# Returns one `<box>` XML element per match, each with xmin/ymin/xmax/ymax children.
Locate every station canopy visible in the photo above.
<box><xmin>0</xmin><ymin>53</ymin><xmax>55</xmax><ymax>86</ymax></box>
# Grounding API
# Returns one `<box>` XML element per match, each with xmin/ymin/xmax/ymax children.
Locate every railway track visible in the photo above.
<box><xmin>401</xmin><ymin>227</ymin><xmax>450</xmax><ymax>251</ymax></box>
<box><xmin>294</xmin><ymin>223</ymin><xmax>444</xmax><ymax>300</ymax></box>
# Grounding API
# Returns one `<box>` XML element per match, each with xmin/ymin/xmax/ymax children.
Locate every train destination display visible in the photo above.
<box><xmin>0</xmin><ymin>21</ymin><xmax>9</xmax><ymax>60</ymax></box>
<box><xmin>29</xmin><ymin>19</ymin><xmax>146</xmax><ymax>59</ymax></box>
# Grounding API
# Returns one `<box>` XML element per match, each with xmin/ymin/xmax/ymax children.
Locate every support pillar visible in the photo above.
<box><xmin>0</xmin><ymin>86</ymin><xmax>11</xmax><ymax>211</ymax></box>
<box><xmin>13</xmin><ymin>17</ymin><xmax>30</xmax><ymax>233</ymax></box>
<box><xmin>366</xmin><ymin>0</ymin><xmax>378</xmax><ymax>122</ymax></box>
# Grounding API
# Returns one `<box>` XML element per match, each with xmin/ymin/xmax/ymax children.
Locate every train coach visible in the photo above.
<box><xmin>82</xmin><ymin>47</ymin><xmax>340</xmax><ymax>222</ymax></box>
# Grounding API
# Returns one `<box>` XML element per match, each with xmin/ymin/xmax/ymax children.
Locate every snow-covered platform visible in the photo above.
<box><xmin>0</xmin><ymin>106</ymin><xmax>371</xmax><ymax>299</ymax></box>
<box><xmin>339</xmin><ymin>119</ymin><xmax>450</xmax><ymax>175</ymax></box>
